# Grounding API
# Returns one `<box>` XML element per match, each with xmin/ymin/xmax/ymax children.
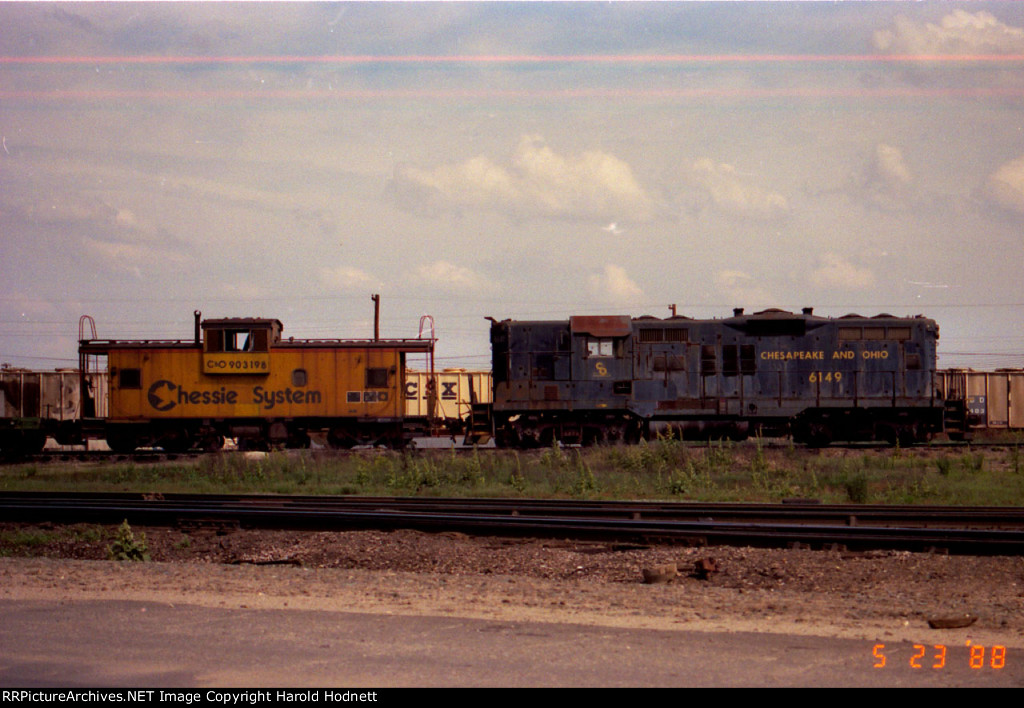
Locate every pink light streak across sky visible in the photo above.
<box><xmin>3</xmin><ymin>53</ymin><xmax>1024</xmax><ymax>65</ymax></box>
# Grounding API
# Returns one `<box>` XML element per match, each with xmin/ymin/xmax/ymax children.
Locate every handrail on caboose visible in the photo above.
<box><xmin>418</xmin><ymin>315</ymin><xmax>438</xmax><ymax>424</ymax></box>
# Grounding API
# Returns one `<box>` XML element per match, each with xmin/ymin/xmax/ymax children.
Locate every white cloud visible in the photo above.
<box><xmin>873</xmin><ymin>144</ymin><xmax>912</xmax><ymax>189</ymax></box>
<box><xmin>388</xmin><ymin>135</ymin><xmax>654</xmax><ymax>223</ymax></box>
<box><xmin>318</xmin><ymin>266</ymin><xmax>378</xmax><ymax>292</ymax></box>
<box><xmin>413</xmin><ymin>260</ymin><xmax>491</xmax><ymax>293</ymax></box>
<box><xmin>586</xmin><ymin>264</ymin><xmax>644</xmax><ymax>303</ymax></box>
<box><xmin>874</xmin><ymin>11</ymin><xmax>1024</xmax><ymax>55</ymax></box>
<box><xmin>115</xmin><ymin>208</ymin><xmax>139</xmax><ymax>229</ymax></box>
<box><xmin>713</xmin><ymin>270</ymin><xmax>773</xmax><ymax>309</ymax></box>
<box><xmin>81</xmin><ymin>237</ymin><xmax>191</xmax><ymax>276</ymax></box>
<box><xmin>217</xmin><ymin>282</ymin><xmax>262</xmax><ymax>301</ymax></box>
<box><xmin>689</xmin><ymin>160</ymin><xmax>789</xmax><ymax>221</ymax></box>
<box><xmin>8</xmin><ymin>194</ymin><xmax>118</xmax><ymax>227</ymax></box>
<box><xmin>985</xmin><ymin>157</ymin><xmax>1024</xmax><ymax>214</ymax></box>
<box><xmin>809</xmin><ymin>254</ymin><xmax>876</xmax><ymax>291</ymax></box>
<box><xmin>860</xmin><ymin>144</ymin><xmax>913</xmax><ymax>210</ymax></box>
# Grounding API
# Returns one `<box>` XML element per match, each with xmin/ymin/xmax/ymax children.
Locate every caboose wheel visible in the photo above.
<box><xmin>288</xmin><ymin>430</ymin><xmax>312</xmax><ymax>449</ymax></box>
<box><xmin>201</xmin><ymin>435</ymin><xmax>225</xmax><ymax>452</ymax></box>
<box><xmin>105</xmin><ymin>430</ymin><xmax>138</xmax><ymax>454</ymax></box>
<box><xmin>327</xmin><ymin>428</ymin><xmax>356</xmax><ymax>449</ymax></box>
<box><xmin>157</xmin><ymin>428</ymin><xmax>192</xmax><ymax>453</ymax></box>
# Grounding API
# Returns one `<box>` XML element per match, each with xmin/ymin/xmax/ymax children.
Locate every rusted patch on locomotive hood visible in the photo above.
<box><xmin>569</xmin><ymin>315</ymin><xmax>632</xmax><ymax>337</ymax></box>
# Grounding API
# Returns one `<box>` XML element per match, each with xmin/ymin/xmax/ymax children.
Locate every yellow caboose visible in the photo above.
<box><xmin>79</xmin><ymin>313</ymin><xmax>435</xmax><ymax>451</ymax></box>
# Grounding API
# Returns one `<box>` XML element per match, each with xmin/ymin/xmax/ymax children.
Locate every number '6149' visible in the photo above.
<box><xmin>808</xmin><ymin>372</ymin><xmax>842</xmax><ymax>383</ymax></box>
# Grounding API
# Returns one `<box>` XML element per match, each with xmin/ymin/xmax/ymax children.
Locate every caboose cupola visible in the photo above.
<box><xmin>201</xmin><ymin>317</ymin><xmax>282</xmax><ymax>375</ymax></box>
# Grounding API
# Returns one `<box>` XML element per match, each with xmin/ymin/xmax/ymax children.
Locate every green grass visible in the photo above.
<box><xmin>2</xmin><ymin>441</ymin><xmax>1023</xmax><ymax>506</ymax></box>
<box><xmin>0</xmin><ymin>524</ymin><xmax>108</xmax><ymax>557</ymax></box>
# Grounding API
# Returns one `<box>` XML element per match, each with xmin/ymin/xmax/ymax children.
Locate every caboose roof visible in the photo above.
<box><xmin>569</xmin><ymin>315</ymin><xmax>633</xmax><ymax>337</ymax></box>
<box><xmin>202</xmin><ymin>317</ymin><xmax>284</xmax><ymax>331</ymax></box>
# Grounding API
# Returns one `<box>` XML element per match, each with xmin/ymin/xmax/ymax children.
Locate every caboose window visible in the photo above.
<box><xmin>119</xmin><ymin>368</ymin><xmax>141</xmax><ymax>389</ymax></box>
<box><xmin>366</xmin><ymin>367</ymin><xmax>389</xmax><ymax>388</ymax></box>
<box><xmin>207</xmin><ymin>328</ymin><xmax>270</xmax><ymax>353</ymax></box>
<box><xmin>205</xmin><ymin>329</ymin><xmax>224</xmax><ymax>352</ymax></box>
<box><xmin>223</xmin><ymin>330</ymin><xmax>251</xmax><ymax>352</ymax></box>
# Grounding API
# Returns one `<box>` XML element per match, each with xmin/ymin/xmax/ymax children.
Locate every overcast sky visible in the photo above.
<box><xmin>3</xmin><ymin>1</ymin><xmax>1024</xmax><ymax>371</ymax></box>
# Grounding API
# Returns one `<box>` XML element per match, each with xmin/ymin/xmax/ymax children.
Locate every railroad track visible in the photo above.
<box><xmin>3</xmin><ymin>492</ymin><xmax>1023</xmax><ymax>555</ymax></box>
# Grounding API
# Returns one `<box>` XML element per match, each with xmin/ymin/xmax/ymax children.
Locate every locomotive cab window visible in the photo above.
<box><xmin>586</xmin><ymin>337</ymin><xmax>623</xmax><ymax>358</ymax></box>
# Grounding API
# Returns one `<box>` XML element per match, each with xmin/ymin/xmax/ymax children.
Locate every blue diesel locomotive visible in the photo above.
<box><xmin>487</xmin><ymin>308</ymin><xmax>944</xmax><ymax>447</ymax></box>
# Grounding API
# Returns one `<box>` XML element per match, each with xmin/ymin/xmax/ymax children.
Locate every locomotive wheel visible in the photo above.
<box><xmin>794</xmin><ymin>421</ymin><xmax>832</xmax><ymax>448</ymax></box>
<box><xmin>807</xmin><ymin>424</ymin><xmax>833</xmax><ymax>447</ymax></box>
<box><xmin>493</xmin><ymin>428</ymin><xmax>519</xmax><ymax>449</ymax></box>
<box><xmin>581</xmin><ymin>428</ymin><xmax>602</xmax><ymax>447</ymax></box>
<box><xmin>900</xmin><ymin>423</ymin><xmax>923</xmax><ymax>447</ymax></box>
<box><xmin>877</xmin><ymin>423</ymin><xmax>920</xmax><ymax>447</ymax></box>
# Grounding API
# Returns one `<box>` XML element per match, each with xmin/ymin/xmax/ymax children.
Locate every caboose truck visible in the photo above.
<box><xmin>484</xmin><ymin>307</ymin><xmax>947</xmax><ymax>447</ymax></box>
<box><xmin>77</xmin><ymin>311</ymin><xmax>435</xmax><ymax>452</ymax></box>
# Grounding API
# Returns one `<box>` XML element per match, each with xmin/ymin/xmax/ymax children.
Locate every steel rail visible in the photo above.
<box><xmin>2</xmin><ymin>492</ymin><xmax>1024</xmax><ymax>555</ymax></box>
<box><xmin>4</xmin><ymin>491</ymin><xmax>1024</xmax><ymax>526</ymax></box>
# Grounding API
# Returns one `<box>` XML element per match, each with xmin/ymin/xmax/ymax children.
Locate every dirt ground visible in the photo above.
<box><xmin>2</xmin><ymin>523</ymin><xmax>1023</xmax><ymax>647</ymax></box>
